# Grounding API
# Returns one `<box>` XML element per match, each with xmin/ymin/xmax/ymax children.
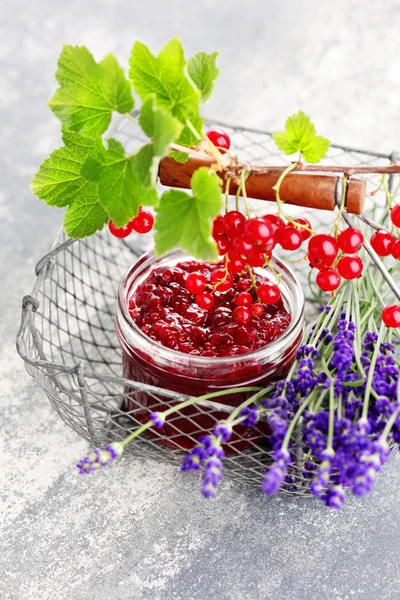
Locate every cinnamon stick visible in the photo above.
<box><xmin>159</xmin><ymin>155</ymin><xmax>367</xmax><ymax>214</ymax></box>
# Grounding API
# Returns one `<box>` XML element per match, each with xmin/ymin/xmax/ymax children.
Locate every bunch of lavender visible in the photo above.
<box><xmin>75</xmin><ymin>242</ymin><xmax>399</xmax><ymax>509</ymax></box>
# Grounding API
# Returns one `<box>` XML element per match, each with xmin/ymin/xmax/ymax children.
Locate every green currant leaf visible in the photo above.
<box><xmin>272</xmin><ymin>111</ymin><xmax>330</xmax><ymax>163</ymax></box>
<box><xmin>129</xmin><ymin>38</ymin><xmax>202</xmax><ymax>132</ymax></box>
<box><xmin>81</xmin><ymin>139</ymin><xmax>159</xmax><ymax>227</ymax></box>
<box><xmin>187</xmin><ymin>51</ymin><xmax>219</xmax><ymax>102</ymax></box>
<box><xmin>49</xmin><ymin>46</ymin><xmax>134</xmax><ymax>137</ymax></box>
<box><xmin>30</xmin><ymin>129</ymin><xmax>108</xmax><ymax>238</ymax></box>
<box><xmin>139</xmin><ymin>95</ymin><xmax>183</xmax><ymax>155</ymax></box>
<box><xmin>154</xmin><ymin>167</ymin><xmax>222</xmax><ymax>260</ymax></box>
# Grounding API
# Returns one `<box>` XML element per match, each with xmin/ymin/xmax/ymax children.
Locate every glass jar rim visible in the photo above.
<box><xmin>117</xmin><ymin>249</ymin><xmax>305</xmax><ymax>365</ymax></box>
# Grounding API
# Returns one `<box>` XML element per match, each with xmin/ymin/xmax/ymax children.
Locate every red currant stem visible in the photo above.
<box><xmin>292</xmin><ymin>253</ymin><xmax>309</xmax><ymax>265</ymax></box>
<box><xmin>124</xmin><ymin>113</ymin><xmax>139</xmax><ymax>125</ymax></box>
<box><xmin>331</xmin><ymin>176</ymin><xmax>347</xmax><ymax>238</ymax></box>
<box><xmin>240</xmin><ymin>169</ymin><xmax>251</xmax><ymax>219</ymax></box>
<box><xmin>362</xmin><ymin>321</ymin><xmax>386</xmax><ymax>421</ymax></box>
<box><xmin>224</xmin><ymin>175</ymin><xmax>232</xmax><ymax>213</ymax></box>
<box><xmin>246</xmin><ymin>264</ymin><xmax>260</xmax><ymax>299</ymax></box>
<box><xmin>272</xmin><ymin>162</ymin><xmax>298</xmax><ymax>215</ymax></box>
<box><xmin>370</xmin><ymin>177</ymin><xmax>384</xmax><ymax>197</ymax></box>
<box><xmin>263</xmin><ymin>257</ymin><xmax>282</xmax><ymax>284</ymax></box>
<box><xmin>381</xmin><ymin>174</ymin><xmax>394</xmax><ymax>209</ymax></box>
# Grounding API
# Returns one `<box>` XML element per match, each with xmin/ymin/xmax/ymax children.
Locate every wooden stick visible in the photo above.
<box><xmin>159</xmin><ymin>155</ymin><xmax>367</xmax><ymax>214</ymax></box>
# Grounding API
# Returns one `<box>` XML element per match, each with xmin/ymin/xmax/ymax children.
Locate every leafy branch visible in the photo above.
<box><xmin>31</xmin><ymin>38</ymin><xmax>223</xmax><ymax>260</ymax></box>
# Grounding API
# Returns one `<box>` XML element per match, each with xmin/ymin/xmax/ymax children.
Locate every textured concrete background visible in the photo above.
<box><xmin>2</xmin><ymin>1</ymin><xmax>400</xmax><ymax>598</ymax></box>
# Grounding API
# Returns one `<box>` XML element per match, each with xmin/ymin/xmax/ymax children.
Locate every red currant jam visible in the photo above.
<box><xmin>130</xmin><ymin>262</ymin><xmax>291</xmax><ymax>356</ymax></box>
<box><xmin>116</xmin><ymin>251</ymin><xmax>305</xmax><ymax>450</ymax></box>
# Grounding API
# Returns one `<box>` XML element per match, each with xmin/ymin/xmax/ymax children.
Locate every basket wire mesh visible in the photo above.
<box><xmin>16</xmin><ymin>116</ymin><xmax>400</xmax><ymax>494</ymax></box>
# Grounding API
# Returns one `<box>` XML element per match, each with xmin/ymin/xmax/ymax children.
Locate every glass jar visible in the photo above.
<box><xmin>116</xmin><ymin>250</ymin><xmax>305</xmax><ymax>450</ymax></box>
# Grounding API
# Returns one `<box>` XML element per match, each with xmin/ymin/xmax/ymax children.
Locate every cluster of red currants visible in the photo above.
<box><xmin>307</xmin><ymin>228</ymin><xmax>364</xmax><ymax>292</ymax></box>
<box><xmin>185</xmin><ymin>268</ymin><xmax>280</xmax><ymax>324</ymax></box>
<box><xmin>369</xmin><ymin>204</ymin><xmax>400</xmax><ymax>259</ymax></box>
<box><xmin>108</xmin><ymin>207</ymin><xmax>154</xmax><ymax>238</ymax></box>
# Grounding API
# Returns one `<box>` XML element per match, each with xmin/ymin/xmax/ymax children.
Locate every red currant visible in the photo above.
<box><xmin>392</xmin><ymin>240</ymin><xmax>400</xmax><ymax>259</ymax></box>
<box><xmin>278</xmin><ymin>227</ymin><xmax>303</xmax><ymax>251</ymax></box>
<box><xmin>316</xmin><ymin>267</ymin><xmax>341</xmax><ymax>292</ymax></box>
<box><xmin>246</xmin><ymin>249</ymin><xmax>266</xmax><ymax>267</ymax></box>
<box><xmin>206</xmin><ymin>128</ymin><xmax>231</xmax><ymax>153</ymax></box>
<box><xmin>210</xmin><ymin>269</ymin><xmax>233</xmax><ymax>291</ymax></box>
<box><xmin>382</xmin><ymin>305</ymin><xmax>400</xmax><ymax>328</ymax></box>
<box><xmin>227</xmin><ymin>251</ymin><xmax>246</xmax><ymax>274</ymax></box>
<box><xmin>251</xmin><ymin>303</ymin><xmax>264</xmax><ymax>317</ymax></box>
<box><xmin>235</xmin><ymin>292</ymin><xmax>253</xmax><ymax>307</ymax></box>
<box><xmin>258</xmin><ymin>282</ymin><xmax>281</xmax><ymax>304</ymax></box>
<box><xmin>337</xmin><ymin>227</ymin><xmax>364</xmax><ymax>254</ymax></box>
<box><xmin>223</xmin><ymin>211</ymin><xmax>246</xmax><ymax>239</ymax></box>
<box><xmin>195</xmin><ymin>292</ymin><xmax>214</xmax><ymax>310</ymax></box>
<box><xmin>131</xmin><ymin>208</ymin><xmax>154</xmax><ymax>234</ymax></box>
<box><xmin>215</xmin><ymin>233</ymin><xmax>230</xmax><ymax>255</ymax></box>
<box><xmin>185</xmin><ymin>272</ymin><xmax>207</xmax><ymax>294</ymax></box>
<box><xmin>243</xmin><ymin>218</ymin><xmax>274</xmax><ymax>246</ymax></box>
<box><xmin>308</xmin><ymin>234</ymin><xmax>339</xmax><ymax>267</ymax></box>
<box><xmin>370</xmin><ymin>230</ymin><xmax>396</xmax><ymax>256</ymax></box>
<box><xmin>308</xmin><ymin>253</ymin><xmax>321</xmax><ymax>269</ymax></box>
<box><xmin>293</xmin><ymin>217</ymin><xmax>312</xmax><ymax>241</ymax></box>
<box><xmin>262</xmin><ymin>214</ymin><xmax>285</xmax><ymax>235</ymax></box>
<box><xmin>108</xmin><ymin>220</ymin><xmax>133</xmax><ymax>238</ymax></box>
<box><xmin>337</xmin><ymin>255</ymin><xmax>364</xmax><ymax>280</ymax></box>
<box><xmin>232</xmin><ymin>306</ymin><xmax>252</xmax><ymax>324</ymax></box>
<box><xmin>391</xmin><ymin>205</ymin><xmax>400</xmax><ymax>228</ymax></box>
<box><xmin>212</xmin><ymin>215</ymin><xmax>225</xmax><ymax>237</ymax></box>
<box><xmin>232</xmin><ymin>235</ymin><xmax>254</xmax><ymax>256</ymax></box>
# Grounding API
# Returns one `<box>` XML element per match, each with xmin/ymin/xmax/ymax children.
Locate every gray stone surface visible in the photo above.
<box><xmin>1</xmin><ymin>1</ymin><xmax>400</xmax><ymax>598</ymax></box>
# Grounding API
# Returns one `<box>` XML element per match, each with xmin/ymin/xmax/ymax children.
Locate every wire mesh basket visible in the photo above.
<box><xmin>16</xmin><ymin>116</ymin><xmax>399</xmax><ymax>494</ymax></box>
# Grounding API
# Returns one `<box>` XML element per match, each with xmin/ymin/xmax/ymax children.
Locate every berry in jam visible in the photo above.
<box><xmin>128</xmin><ymin>261</ymin><xmax>292</xmax><ymax>357</ymax></box>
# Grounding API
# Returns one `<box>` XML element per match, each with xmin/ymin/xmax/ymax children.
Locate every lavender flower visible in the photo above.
<box><xmin>323</xmin><ymin>485</ymin><xmax>346</xmax><ymax>509</ymax></box>
<box><xmin>262</xmin><ymin>449</ymin><xmax>290</xmax><ymax>495</ymax></box>
<box><xmin>150</xmin><ymin>411</ymin><xmax>166</xmax><ymax>429</ymax></box>
<box><xmin>202</xmin><ymin>456</ymin><xmax>224</xmax><ymax>498</ymax></box>
<box><xmin>76</xmin><ymin>442</ymin><xmax>123</xmax><ymax>474</ymax></box>
<box><xmin>213</xmin><ymin>422</ymin><xmax>232</xmax><ymax>442</ymax></box>
<box><xmin>239</xmin><ymin>407</ymin><xmax>260</xmax><ymax>428</ymax></box>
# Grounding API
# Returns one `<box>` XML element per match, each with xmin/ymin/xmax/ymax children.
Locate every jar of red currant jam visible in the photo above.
<box><xmin>116</xmin><ymin>250</ymin><xmax>304</xmax><ymax>450</ymax></box>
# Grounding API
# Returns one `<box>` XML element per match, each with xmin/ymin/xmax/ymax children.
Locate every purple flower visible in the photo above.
<box><xmin>213</xmin><ymin>422</ymin><xmax>232</xmax><ymax>442</ymax></box>
<box><xmin>202</xmin><ymin>456</ymin><xmax>224</xmax><ymax>498</ymax></box>
<box><xmin>310</xmin><ymin>450</ymin><xmax>334</xmax><ymax>496</ymax></box>
<box><xmin>262</xmin><ymin>449</ymin><xmax>290</xmax><ymax>495</ymax></box>
<box><xmin>239</xmin><ymin>407</ymin><xmax>260</xmax><ymax>428</ymax></box>
<box><xmin>76</xmin><ymin>442</ymin><xmax>123</xmax><ymax>474</ymax></box>
<box><xmin>323</xmin><ymin>485</ymin><xmax>346</xmax><ymax>509</ymax></box>
<box><xmin>150</xmin><ymin>411</ymin><xmax>166</xmax><ymax>429</ymax></box>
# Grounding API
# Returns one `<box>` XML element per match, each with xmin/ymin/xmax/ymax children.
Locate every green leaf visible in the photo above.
<box><xmin>30</xmin><ymin>129</ymin><xmax>108</xmax><ymax>238</ymax></box>
<box><xmin>170</xmin><ymin>113</ymin><xmax>204</xmax><ymax>163</ymax></box>
<box><xmin>129</xmin><ymin>37</ymin><xmax>201</xmax><ymax>129</ymax></box>
<box><xmin>81</xmin><ymin>139</ymin><xmax>158</xmax><ymax>227</ymax></box>
<box><xmin>154</xmin><ymin>167</ymin><xmax>223</xmax><ymax>260</ymax></box>
<box><xmin>49</xmin><ymin>45</ymin><xmax>134</xmax><ymax>137</ymax></box>
<box><xmin>139</xmin><ymin>95</ymin><xmax>183</xmax><ymax>156</ymax></box>
<box><xmin>187</xmin><ymin>51</ymin><xmax>219</xmax><ymax>102</ymax></box>
<box><xmin>63</xmin><ymin>190</ymin><xmax>108</xmax><ymax>238</ymax></box>
<box><xmin>272</xmin><ymin>111</ymin><xmax>330</xmax><ymax>163</ymax></box>
<box><xmin>137</xmin><ymin>94</ymin><xmax>183</xmax><ymax>180</ymax></box>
